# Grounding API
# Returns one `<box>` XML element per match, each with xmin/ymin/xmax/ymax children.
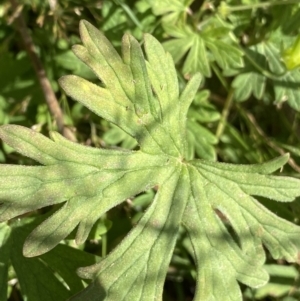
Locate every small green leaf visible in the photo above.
<box><xmin>187</xmin><ymin>120</ymin><xmax>217</xmax><ymax>160</ymax></box>
<box><xmin>232</xmin><ymin>72</ymin><xmax>266</xmax><ymax>101</ymax></box>
<box><xmin>163</xmin><ymin>20</ymin><xmax>244</xmax><ymax>77</ymax></box>
<box><xmin>231</xmin><ymin>44</ymin><xmax>268</xmax><ymax>101</ymax></box>
<box><xmin>205</xmin><ymin>39</ymin><xmax>244</xmax><ymax>70</ymax></box>
<box><xmin>230</xmin><ymin>40</ymin><xmax>300</xmax><ymax>111</ymax></box>
<box><xmin>150</xmin><ymin>0</ymin><xmax>194</xmax><ymax>23</ymax></box>
<box><xmin>184</xmin><ymin>34</ymin><xmax>211</xmax><ymax>77</ymax></box>
<box><xmin>103</xmin><ymin>124</ymin><xmax>138</xmax><ymax>149</ymax></box>
<box><xmin>273</xmin><ymin>69</ymin><xmax>300</xmax><ymax>111</ymax></box>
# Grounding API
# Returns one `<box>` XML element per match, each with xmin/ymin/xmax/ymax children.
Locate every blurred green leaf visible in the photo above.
<box><xmin>247</xmin><ymin>264</ymin><xmax>299</xmax><ymax>299</ymax></box>
<box><xmin>149</xmin><ymin>0</ymin><xmax>194</xmax><ymax>23</ymax></box>
<box><xmin>163</xmin><ymin>19</ymin><xmax>243</xmax><ymax>76</ymax></box>
<box><xmin>0</xmin><ymin>218</ymin><xmax>98</xmax><ymax>300</ymax></box>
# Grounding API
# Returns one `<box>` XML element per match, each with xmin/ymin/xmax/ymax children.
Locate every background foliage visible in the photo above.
<box><xmin>1</xmin><ymin>0</ymin><xmax>300</xmax><ymax>300</ymax></box>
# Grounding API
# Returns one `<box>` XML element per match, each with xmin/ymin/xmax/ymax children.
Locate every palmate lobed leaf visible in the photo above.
<box><xmin>162</xmin><ymin>21</ymin><xmax>243</xmax><ymax>77</ymax></box>
<box><xmin>1</xmin><ymin>20</ymin><xmax>300</xmax><ymax>301</ymax></box>
<box><xmin>230</xmin><ymin>40</ymin><xmax>300</xmax><ymax>110</ymax></box>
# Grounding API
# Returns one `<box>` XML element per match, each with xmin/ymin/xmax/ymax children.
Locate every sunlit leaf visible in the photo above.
<box><xmin>1</xmin><ymin>21</ymin><xmax>300</xmax><ymax>301</ymax></box>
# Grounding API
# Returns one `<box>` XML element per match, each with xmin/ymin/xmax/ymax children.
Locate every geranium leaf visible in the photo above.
<box><xmin>1</xmin><ymin>20</ymin><xmax>300</xmax><ymax>301</ymax></box>
<box><xmin>230</xmin><ymin>40</ymin><xmax>300</xmax><ymax>110</ymax></box>
<box><xmin>162</xmin><ymin>19</ymin><xmax>243</xmax><ymax>77</ymax></box>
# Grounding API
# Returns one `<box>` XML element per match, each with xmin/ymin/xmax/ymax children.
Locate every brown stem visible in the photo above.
<box><xmin>211</xmin><ymin>93</ymin><xmax>300</xmax><ymax>172</ymax></box>
<box><xmin>9</xmin><ymin>0</ymin><xmax>76</xmax><ymax>141</ymax></box>
<box><xmin>241</xmin><ymin>108</ymin><xmax>300</xmax><ymax>173</ymax></box>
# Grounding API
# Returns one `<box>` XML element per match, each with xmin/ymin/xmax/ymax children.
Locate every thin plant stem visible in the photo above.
<box><xmin>216</xmin><ymin>89</ymin><xmax>234</xmax><ymax>140</ymax></box>
<box><xmin>9</xmin><ymin>0</ymin><xmax>76</xmax><ymax>141</ymax></box>
<box><xmin>113</xmin><ymin>0</ymin><xmax>143</xmax><ymax>30</ymax></box>
<box><xmin>102</xmin><ymin>233</ymin><xmax>107</xmax><ymax>257</ymax></box>
<box><xmin>211</xmin><ymin>62</ymin><xmax>229</xmax><ymax>91</ymax></box>
<box><xmin>243</xmin><ymin>47</ymin><xmax>286</xmax><ymax>79</ymax></box>
<box><xmin>193</xmin><ymin>0</ymin><xmax>211</xmax><ymax>25</ymax></box>
<box><xmin>238</xmin><ymin>104</ymin><xmax>300</xmax><ymax>173</ymax></box>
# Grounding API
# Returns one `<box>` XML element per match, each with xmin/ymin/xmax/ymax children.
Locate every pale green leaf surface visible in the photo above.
<box><xmin>183</xmin><ymin>168</ymin><xmax>269</xmax><ymax>301</ymax></box>
<box><xmin>71</xmin><ymin>166</ymin><xmax>189</xmax><ymax>301</ymax></box>
<box><xmin>183</xmin><ymin>35</ymin><xmax>211</xmax><ymax>77</ymax></box>
<box><xmin>0</xmin><ymin>21</ymin><xmax>300</xmax><ymax>301</ymax></box>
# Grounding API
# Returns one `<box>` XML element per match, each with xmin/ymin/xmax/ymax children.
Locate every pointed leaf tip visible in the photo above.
<box><xmin>79</xmin><ymin>19</ymin><xmax>94</xmax><ymax>35</ymax></box>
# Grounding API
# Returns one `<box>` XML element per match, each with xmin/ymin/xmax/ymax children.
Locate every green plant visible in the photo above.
<box><xmin>1</xmin><ymin>19</ymin><xmax>300</xmax><ymax>301</ymax></box>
